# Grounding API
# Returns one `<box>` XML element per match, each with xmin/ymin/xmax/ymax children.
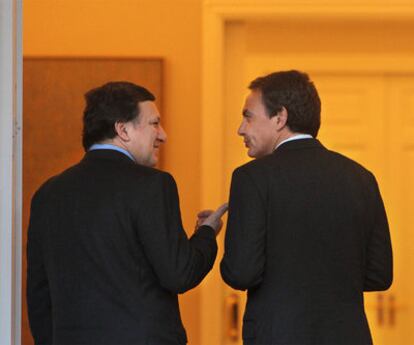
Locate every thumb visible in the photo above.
<box><xmin>197</xmin><ymin>209</ymin><xmax>214</xmax><ymax>218</ymax></box>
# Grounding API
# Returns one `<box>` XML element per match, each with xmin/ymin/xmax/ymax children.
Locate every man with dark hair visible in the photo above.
<box><xmin>221</xmin><ymin>70</ymin><xmax>392</xmax><ymax>344</ymax></box>
<box><xmin>27</xmin><ymin>81</ymin><xmax>227</xmax><ymax>345</ymax></box>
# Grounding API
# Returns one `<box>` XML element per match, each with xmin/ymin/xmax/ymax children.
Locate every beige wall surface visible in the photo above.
<box><xmin>23</xmin><ymin>1</ymin><xmax>203</xmax><ymax>344</ymax></box>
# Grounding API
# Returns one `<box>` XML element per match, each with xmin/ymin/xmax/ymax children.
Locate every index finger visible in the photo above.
<box><xmin>214</xmin><ymin>203</ymin><xmax>228</xmax><ymax>217</ymax></box>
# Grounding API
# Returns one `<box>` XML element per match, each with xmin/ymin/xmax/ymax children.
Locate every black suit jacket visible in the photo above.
<box><xmin>27</xmin><ymin>149</ymin><xmax>217</xmax><ymax>345</ymax></box>
<box><xmin>221</xmin><ymin>139</ymin><xmax>392</xmax><ymax>345</ymax></box>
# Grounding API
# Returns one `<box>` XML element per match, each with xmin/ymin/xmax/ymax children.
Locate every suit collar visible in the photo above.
<box><xmin>275</xmin><ymin>138</ymin><xmax>324</xmax><ymax>152</ymax></box>
<box><xmin>82</xmin><ymin>149</ymin><xmax>136</xmax><ymax>164</ymax></box>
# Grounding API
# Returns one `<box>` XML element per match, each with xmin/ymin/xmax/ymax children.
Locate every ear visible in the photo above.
<box><xmin>114</xmin><ymin>121</ymin><xmax>131</xmax><ymax>142</ymax></box>
<box><xmin>272</xmin><ymin>107</ymin><xmax>288</xmax><ymax>131</ymax></box>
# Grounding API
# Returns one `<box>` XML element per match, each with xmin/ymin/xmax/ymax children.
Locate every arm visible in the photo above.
<box><xmin>136</xmin><ymin>172</ymin><xmax>218</xmax><ymax>294</ymax></box>
<box><xmin>364</xmin><ymin>175</ymin><xmax>393</xmax><ymax>291</ymax></box>
<box><xmin>220</xmin><ymin>168</ymin><xmax>266</xmax><ymax>290</ymax></box>
<box><xmin>26</xmin><ymin>191</ymin><xmax>53</xmax><ymax>345</ymax></box>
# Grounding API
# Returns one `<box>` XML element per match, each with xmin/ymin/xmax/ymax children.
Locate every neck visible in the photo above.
<box><xmin>274</xmin><ymin>130</ymin><xmax>300</xmax><ymax>148</ymax></box>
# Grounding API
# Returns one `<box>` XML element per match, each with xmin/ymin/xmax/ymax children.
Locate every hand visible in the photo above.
<box><xmin>197</xmin><ymin>203</ymin><xmax>228</xmax><ymax>236</ymax></box>
<box><xmin>196</xmin><ymin>209</ymin><xmax>214</xmax><ymax>230</ymax></box>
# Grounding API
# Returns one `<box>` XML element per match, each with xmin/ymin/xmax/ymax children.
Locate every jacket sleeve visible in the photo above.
<box><xmin>136</xmin><ymin>172</ymin><xmax>217</xmax><ymax>294</ymax></box>
<box><xmin>220</xmin><ymin>168</ymin><xmax>266</xmax><ymax>290</ymax></box>
<box><xmin>364</xmin><ymin>174</ymin><xmax>393</xmax><ymax>291</ymax></box>
<box><xmin>26</xmin><ymin>191</ymin><xmax>53</xmax><ymax>345</ymax></box>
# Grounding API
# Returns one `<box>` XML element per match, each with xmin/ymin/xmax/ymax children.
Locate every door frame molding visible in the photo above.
<box><xmin>0</xmin><ymin>0</ymin><xmax>23</xmax><ymax>344</ymax></box>
<box><xmin>200</xmin><ymin>1</ymin><xmax>414</xmax><ymax>344</ymax></box>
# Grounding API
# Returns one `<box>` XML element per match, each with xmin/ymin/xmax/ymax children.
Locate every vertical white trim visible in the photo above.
<box><xmin>14</xmin><ymin>0</ymin><xmax>23</xmax><ymax>344</ymax></box>
<box><xmin>0</xmin><ymin>0</ymin><xmax>22</xmax><ymax>344</ymax></box>
<box><xmin>0</xmin><ymin>0</ymin><xmax>14</xmax><ymax>342</ymax></box>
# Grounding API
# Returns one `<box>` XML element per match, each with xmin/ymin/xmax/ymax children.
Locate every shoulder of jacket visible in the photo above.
<box><xmin>327</xmin><ymin>149</ymin><xmax>373</xmax><ymax>177</ymax></box>
<box><xmin>235</xmin><ymin>154</ymin><xmax>273</xmax><ymax>176</ymax></box>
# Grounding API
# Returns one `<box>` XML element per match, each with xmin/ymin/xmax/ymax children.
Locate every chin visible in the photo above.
<box><xmin>249</xmin><ymin>150</ymin><xmax>267</xmax><ymax>159</ymax></box>
<box><xmin>247</xmin><ymin>149</ymin><xmax>258</xmax><ymax>158</ymax></box>
<box><xmin>247</xmin><ymin>152</ymin><xmax>255</xmax><ymax>158</ymax></box>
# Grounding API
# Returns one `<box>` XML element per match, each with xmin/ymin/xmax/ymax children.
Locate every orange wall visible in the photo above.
<box><xmin>23</xmin><ymin>0</ymin><xmax>203</xmax><ymax>344</ymax></box>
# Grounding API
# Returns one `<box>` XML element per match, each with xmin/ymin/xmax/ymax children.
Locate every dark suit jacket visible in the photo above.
<box><xmin>221</xmin><ymin>139</ymin><xmax>393</xmax><ymax>345</ymax></box>
<box><xmin>27</xmin><ymin>149</ymin><xmax>217</xmax><ymax>345</ymax></box>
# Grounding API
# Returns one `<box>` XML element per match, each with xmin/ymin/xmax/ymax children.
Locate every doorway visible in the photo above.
<box><xmin>204</xmin><ymin>16</ymin><xmax>414</xmax><ymax>345</ymax></box>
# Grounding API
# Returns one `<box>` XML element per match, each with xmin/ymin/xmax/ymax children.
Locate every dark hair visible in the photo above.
<box><xmin>82</xmin><ymin>81</ymin><xmax>155</xmax><ymax>150</ymax></box>
<box><xmin>249</xmin><ymin>70</ymin><xmax>321</xmax><ymax>137</ymax></box>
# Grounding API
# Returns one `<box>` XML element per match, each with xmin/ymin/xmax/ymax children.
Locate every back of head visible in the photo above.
<box><xmin>249</xmin><ymin>70</ymin><xmax>321</xmax><ymax>137</ymax></box>
<box><xmin>82</xmin><ymin>81</ymin><xmax>155</xmax><ymax>151</ymax></box>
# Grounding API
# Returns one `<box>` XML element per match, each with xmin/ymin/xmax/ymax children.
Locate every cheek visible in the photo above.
<box><xmin>252</xmin><ymin>124</ymin><xmax>272</xmax><ymax>147</ymax></box>
<box><xmin>143</xmin><ymin>130</ymin><xmax>156</xmax><ymax>145</ymax></box>
<box><xmin>263</xmin><ymin>128</ymin><xmax>277</xmax><ymax>148</ymax></box>
<box><xmin>249</xmin><ymin>125</ymin><xmax>263</xmax><ymax>142</ymax></box>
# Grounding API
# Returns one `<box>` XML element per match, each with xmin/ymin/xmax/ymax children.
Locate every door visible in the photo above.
<box><xmin>217</xmin><ymin>20</ymin><xmax>414</xmax><ymax>345</ymax></box>
<box><xmin>384</xmin><ymin>76</ymin><xmax>414</xmax><ymax>344</ymax></box>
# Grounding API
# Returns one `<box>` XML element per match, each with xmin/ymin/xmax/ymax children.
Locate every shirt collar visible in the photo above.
<box><xmin>88</xmin><ymin>143</ymin><xmax>135</xmax><ymax>162</ymax></box>
<box><xmin>275</xmin><ymin>134</ymin><xmax>313</xmax><ymax>150</ymax></box>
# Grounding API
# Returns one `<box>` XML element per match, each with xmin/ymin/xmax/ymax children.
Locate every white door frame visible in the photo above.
<box><xmin>0</xmin><ymin>0</ymin><xmax>23</xmax><ymax>344</ymax></box>
<box><xmin>200</xmin><ymin>1</ymin><xmax>414</xmax><ymax>344</ymax></box>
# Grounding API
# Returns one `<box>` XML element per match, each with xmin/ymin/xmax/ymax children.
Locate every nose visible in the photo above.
<box><xmin>158</xmin><ymin>125</ymin><xmax>167</xmax><ymax>143</ymax></box>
